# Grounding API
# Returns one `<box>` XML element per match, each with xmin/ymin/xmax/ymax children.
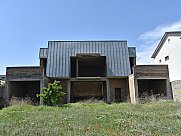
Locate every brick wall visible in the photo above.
<box><xmin>73</xmin><ymin>82</ymin><xmax>103</xmax><ymax>97</ymax></box>
<box><xmin>6</xmin><ymin>67</ymin><xmax>43</xmax><ymax>81</ymax></box>
<box><xmin>134</xmin><ymin>65</ymin><xmax>169</xmax><ymax>78</ymax></box>
<box><xmin>109</xmin><ymin>78</ymin><xmax>129</xmax><ymax>102</ymax></box>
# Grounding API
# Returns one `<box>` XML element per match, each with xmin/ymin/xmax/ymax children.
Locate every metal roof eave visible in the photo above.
<box><xmin>151</xmin><ymin>31</ymin><xmax>181</xmax><ymax>58</ymax></box>
<box><xmin>151</xmin><ymin>32</ymin><xmax>168</xmax><ymax>58</ymax></box>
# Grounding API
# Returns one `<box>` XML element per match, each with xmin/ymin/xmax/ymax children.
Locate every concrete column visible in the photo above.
<box><xmin>166</xmin><ymin>79</ymin><xmax>172</xmax><ymax>99</ymax></box>
<box><xmin>76</xmin><ymin>58</ymin><xmax>79</xmax><ymax>77</ymax></box>
<box><xmin>40</xmin><ymin>79</ymin><xmax>44</xmax><ymax>105</ymax></box>
<box><xmin>134</xmin><ymin>79</ymin><xmax>139</xmax><ymax>103</ymax></box>
<box><xmin>4</xmin><ymin>81</ymin><xmax>10</xmax><ymax>103</ymax></box>
<box><xmin>129</xmin><ymin>75</ymin><xmax>136</xmax><ymax>104</ymax></box>
<box><xmin>67</xmin><ymin>80</ymin><xmax>70</xmax><ymax>103</ymax></box>
<box><xmin>106</xmin><ymin>79</ymin><xmax>110</xmax><ymax>103</ymax></box>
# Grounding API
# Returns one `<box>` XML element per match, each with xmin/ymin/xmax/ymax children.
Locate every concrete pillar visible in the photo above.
<box><xmin>76</xmin><ymin>58</ymin><xmax>79</xmax><ymax>77</ymax></box>
<box><xmin>67</xmin><ymin>80</ymin><xmax>70</xmax><ymax>103</ymax></box>
<box><xmin>5</xmin><ymin>81</ymin><xmax>10</xmax><ymax>103</ymax></box>
<box><xmin>129</xmin><ymin>75</ymin><xmax>136</xmax><ymax>103</ymax></box>
<box><xmin>40</xmin><ymin>58</ymin><xmax>44</xmax><ymax>67</ymax></box>
<box><xmin>166</xmin><ymin>79</ymin><xmax>172</xmax><ymax>99</ymax></box>
<box><xmin>40</xmin><ymin>78</ymin><xmax>44</xmax><ymax>105</ymax></box>
<box><xmin>134</xmin><ymin>79</ymin><xmax>139</xmax><ymax>103</ymax></box>
<box><xmin>106</xmin><ymin>79</ymin><xmax>110</xmax><ymax>103</ymax></box>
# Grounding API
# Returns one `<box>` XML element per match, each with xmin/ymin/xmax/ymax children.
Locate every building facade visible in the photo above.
<box><xmin>3</xmin><ymin>40</ymin><xmax>172</xmax><ymax>104</ymax></box>
<box><xmin>39</xmin><ymin>41</ymin><xmax>136</xmax><ymax>103</ymax></box>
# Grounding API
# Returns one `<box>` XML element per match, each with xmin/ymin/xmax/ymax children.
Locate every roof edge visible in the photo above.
<box><xmin>48</xmin><ymin>40</ymin><xmax>128</xmax><ymax>42</ymax></box>
<box><xmin>151</xmin><ymin>31</ymin><xmax>181</xmax><ymax>58</ymax></box>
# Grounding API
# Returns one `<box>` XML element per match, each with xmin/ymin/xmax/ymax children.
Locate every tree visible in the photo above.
<box><xmin>37</xmin><ymin>80</ymin><xmax>65</xmax><ymax>106</ymax></box>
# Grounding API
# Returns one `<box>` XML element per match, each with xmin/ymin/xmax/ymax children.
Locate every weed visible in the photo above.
<box><xmin>0</xmin><ymin>100</ymin><xmax>180</xmax><ymax>135</ymax></box>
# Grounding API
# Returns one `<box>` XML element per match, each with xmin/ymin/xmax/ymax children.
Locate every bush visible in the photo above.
<box><xmin>37</xmin><ymin>80</ymin><xmax>65</xmax><ymax>106</ymax></box>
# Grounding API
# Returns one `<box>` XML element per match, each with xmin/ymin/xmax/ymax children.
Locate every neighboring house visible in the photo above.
<box><xmin>152</xmin><ymin>31</ymin><xmax>181</xmax><ymax>100</ymax></box>
<box><xmin>4</xmin><ymin>40</ymin><xmax>172</xmax><ymax>104</ymax></box>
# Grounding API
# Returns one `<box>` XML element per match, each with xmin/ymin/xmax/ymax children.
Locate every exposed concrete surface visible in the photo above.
<box><xmin>171</xmin><ymin>80</ymin><xmax>181</xmax><ymax>101</ymax></box>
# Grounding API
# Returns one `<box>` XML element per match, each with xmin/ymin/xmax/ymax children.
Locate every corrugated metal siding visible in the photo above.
<box><xmin>46</xmin><ymin>41</ymin><xmax>131</xmax><ymax>78</ymax></box>
<box><xmin>39</xmin><ymin>48</ymin><xmax>48</xmax><ymax>58</ymax></box>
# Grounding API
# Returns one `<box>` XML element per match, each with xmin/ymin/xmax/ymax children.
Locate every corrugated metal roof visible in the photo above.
<box><xmin>45</xmin><ymin>41</ymin><xmax>131</xmax><ymax>78</ymax></box>
<box><xmin>39</xmin><ymin>48</ymin><xmax>48</xmax><ymax>58</ymax></box>
<box><xmin>128</xmin><ymin>47</ymin><xmax>136</xmax><ymax>57</ymax></box>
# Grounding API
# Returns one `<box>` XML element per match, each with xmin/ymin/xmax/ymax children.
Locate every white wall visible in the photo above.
<box><xmin>154</xmin><ymin>36</ymin><xmax>181</xmax><ymax>81</ymax></box>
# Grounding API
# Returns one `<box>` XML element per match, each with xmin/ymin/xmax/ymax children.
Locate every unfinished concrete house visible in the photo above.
<box><xmin>4</xmin><ymin>40</ymin><xmax>173</xmax><ymax>104</ymax></box>
<box><xmin>39</xmin><ymin>41</ymin><xmax>136</xmax><ymax>103</ymax></box>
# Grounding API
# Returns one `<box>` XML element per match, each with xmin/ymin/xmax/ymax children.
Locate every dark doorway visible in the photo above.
<box><xmin>9</xmin><ymin>81</ymin><xmax>40</xmax><ymax>103</ymax></box>
<box><xmin>115</xmin><ymin>88</ymin><xmax>122</xmax><ymax>102</ymax></box>
<box><xmin>138</xmin><ymin>79</ymin><xmax>167</xmax><ymax>97</ymax></box>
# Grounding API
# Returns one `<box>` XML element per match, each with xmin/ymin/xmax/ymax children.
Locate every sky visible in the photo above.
<box><xmin>1</xmin><ymin>0</ymin><xmax>181</xmax><ymax>75</ymax></box>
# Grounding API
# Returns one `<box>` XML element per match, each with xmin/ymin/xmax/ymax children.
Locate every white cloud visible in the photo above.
<box><xmin>137</xmin><ymin>21</ymin><xmax>181</xmax><ymax>64</ymax></box>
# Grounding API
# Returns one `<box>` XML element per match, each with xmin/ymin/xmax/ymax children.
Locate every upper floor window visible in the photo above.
<box><xmin>70</xmin><ymin>54</ymin><xmax>106</xmax><ymax>77</ymax></box>
<box><xmin>159</xmin><ymin>59</ymin><xmax>161</xmax><ymax>63</ymax></box>
<box><xmin>165</xmin><ymin>56</ymin><xmax>169</xmax><ymax>61</ymax></box>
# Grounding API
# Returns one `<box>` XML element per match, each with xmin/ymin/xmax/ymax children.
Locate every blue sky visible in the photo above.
<box><xmin>1</xmin><ymin>0</ymin><xmax>181</xmax><ymax>74</ymax></box>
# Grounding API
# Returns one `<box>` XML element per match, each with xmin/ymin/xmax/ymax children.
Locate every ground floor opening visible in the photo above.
<box><xmin>137</xmin><ymin>79</ymin><xmax>167</xmax><ymax>98</ymax></box>
<box><xmin>70</xmin><ymin>81</ymin><xmax>107</xmax><ymax>102</ymax></box>
<box><xmin>9</xmin><ymin>81</ymin><xmax>40</xmax><ymax>103</ymax></box>
<box><xmin>46</xmin><ymin>78</ymin><xmax>132</xmax><ymax>103</ymax></box>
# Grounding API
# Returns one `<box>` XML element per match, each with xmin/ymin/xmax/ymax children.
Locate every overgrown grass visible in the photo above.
<box><xmin>0</xmin><ymin>100</ymin><xmax>181</xmax><ymax>136</ymax></box>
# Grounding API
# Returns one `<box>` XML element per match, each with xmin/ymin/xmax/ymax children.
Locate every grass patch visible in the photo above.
<box><xmin>0</xmin><ymin>100</ymin><xmax>181</xmax><ymax>136</ymax></box>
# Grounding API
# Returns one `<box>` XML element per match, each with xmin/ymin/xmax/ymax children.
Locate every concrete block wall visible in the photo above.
<box><xmin>171</xmin><ymin>80</ymin><xmax>181</xmax><ymax>101</ymax></box>
<box><xmin>134</xmin><ymin>65</ymin><xmax>169</xmax><ymax>78</ymax></box>
<box><xmin>73</xmin><ymin>82</ymin><xmax>102</xmax><ymax>97</ymax></box>
<box><xmin>109</xmin><ymin>78</ymin><xmax>129</xmax><ymax>102</ymax></box>
<box><xmin>6</xmin><ymin>67</ymin><xmax>43</xmax><ymax>81</ymax></box>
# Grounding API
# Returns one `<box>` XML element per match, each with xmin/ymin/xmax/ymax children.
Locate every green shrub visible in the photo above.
<box><xmin>37</xmin><ymin>80</ymin><xmax>65</xmax><ymax>106</ymax></box>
